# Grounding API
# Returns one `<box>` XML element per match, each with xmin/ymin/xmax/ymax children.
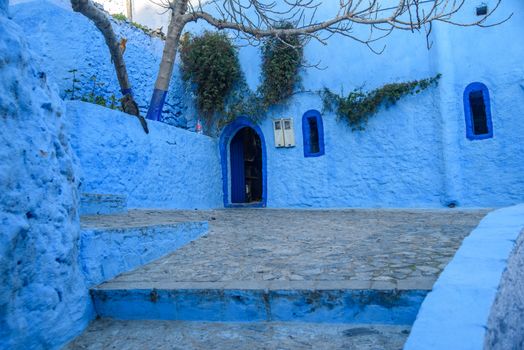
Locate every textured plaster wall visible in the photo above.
<box><xmin>404</xmin><ymin>204</ymin><xmax>524</xmax><ymax>350</ymax></box>
<box><xmin>429</xmin><ymin>0</ymin><xmax>524</xmax><ymax>207</ymax></box>
<box><xmin>10</xmin><ymin>0</ymin><xmax>195</xmax><ymax>129</ymax></box>
<box><xmin>484</xmin><ymin>229</ymin><xmax>524</xmax><ymax>350</ymax></box>
<box><xmin>80</xmin><ymin>221</ymin><xmax>208</xmax><ymax>286</ymax></box>
<box><xmin>0</xmin><ymin>8</ymin><xmax>92</xmax><ymax>349</ymax></box>
<box><xmin>66</xmin><ymin>101</ymin><xmax>222</xmax><ymax>209</ymax></box>
<box><xmin>8</xmin><ymin>0</ymin><xmax>524</xmax><ymax>208</ymax></box>
<box><xmin>225</xmin><ymin>0</ymin><xmax>524</xmax><ymax>208</ymax></box>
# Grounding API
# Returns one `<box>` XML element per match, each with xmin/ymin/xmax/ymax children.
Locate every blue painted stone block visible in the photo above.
<box><xmin>80</xmin><ymin>221</ymin><xmax>208</xmax><ymax>286</ymax></box>
<box><xmin>80</xmin><ymin>193</ymin><xmax>128</xmax><ymax>216</ymax></box>
<box><xmin>91</xmin><ymin>288</ymin><xmax>428</xmax><ymax>325</ymax></box>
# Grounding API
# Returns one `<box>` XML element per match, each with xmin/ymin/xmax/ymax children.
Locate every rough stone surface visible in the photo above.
<box><xmin>0</xmin><ymin>0</ymin><xmax>6</xmax><ymax>15</ymax></box>
<box><xmin>404</xmin><ymin>204</ymin><xmax>524</xmax><ymax>350</ymax></box>
<box><xmin>484</xmin><ymin>229</ymin><xmax>524</xmax><ymax>350</ymax></box>
<box><xmin>8</xmin><ymin>0</ymin><xmax>524</xmax><ymax>209</ymax></box>
<box><xmin>100</xmin><ymin>209</ymin><xmax>488</xmax><ymax>286</ymax></box>
<box><xmin>66</xmin><ymin>101</ymin><xmax>222</xmax><ymax>209</ymax></box>
<box><xmin>79</xmin><ymin>219</ymin><xmax>208</xmax><ymax>286</ymax></box>
<box><xmin>0</xmin><ymin>11</ymin><xmax>91</xmax><ymax>350</ymax></box>
<box><xmin>10</xmin><ymin>0</ymin><xmax>194</xmax><ymax>128</ymax></box>
<box><xmin>79</xmin><ymin>193</ymin><xmax>128</xmax><ymax>216</ymax></box>
<box><xmin>65</xmin><ymin>319</ymin><xmax>410</xmax><ymax>350</ymax></box>
<box><xmin>92</xmin><ymin>287</ymin><xmax>428</xmax><ymax>324</ymax></box>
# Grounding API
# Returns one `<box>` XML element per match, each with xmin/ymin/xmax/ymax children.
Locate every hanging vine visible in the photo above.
<box><xmin>259</xmin><ymin>22</ymin><xmax>304</xmax><ymax>107</ymax></box>
<box><xmin>180</xmin><ymin>30</ymin><xmax>440</xmax><ymax>133</ymax></box>
<box><xmin>321</xmin><ymin>74</ymin><xmax>442</xmax><ymax>130</ymax></box>
<box><xmin>180</xmin><ymin>31</ymin><xmax>241</xmax><ymax>128</ymax></box>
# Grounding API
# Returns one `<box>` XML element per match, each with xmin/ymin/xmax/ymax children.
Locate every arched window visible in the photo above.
<box><xmin>464</xmin><ymin>82</ymin><xmax>493</xmax><ymax>140</ymax></box>
<box><xmin>302</xmin><ymin>110</ymin><xmax>325</xmax><ymax>157</ymax></box>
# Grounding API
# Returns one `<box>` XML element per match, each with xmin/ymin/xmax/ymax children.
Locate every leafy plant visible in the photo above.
<box><xmin>322</xmin><ymin>74</ymin><xmax>442</xmax><ymax>130</ymax></box>
<box><xmin>180</xmin><ymin>31</ymin><xmax>241</xmax><ymax>128</ymax></box>
<box><xmin>111</xmin><ymin>13</ymin><xmax>127</xmax><ymax>21</ymax></box>
<box><xmin>64</xmin><ymin>69</ymin><xmax>81</xmax><ymax>100</ymax></box>
<box><xmin>111</xmin><ymin>13</ymin><xmax>162</xmax><ymax>38</ymax></box>
<box><xmin>259</xmin><ymin>22</ymin><xmax>303</xmax><ymax>107</ymax></box>
<box><xmin>64</xmin><ymin>70</ymin><xmax>121</xmax><ymax>110</ymax></box>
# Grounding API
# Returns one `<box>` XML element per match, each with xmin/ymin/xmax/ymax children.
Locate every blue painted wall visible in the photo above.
<box><xmin>219</xmin><ymin>0</ymin><xmax>524</xmax><ymax>208</ymax></box>
<box><xmin>0</xmin><ymin>9</ymin><xmax>93</xmax><ymax>349</ymax></box>
<box><xmin>66</xmin><ymin>101</ymin><xmax>223</xmax><ymax>209</ymax></box>
<box><xmin>10</xmin><ymin>0</ymin><xmax>196</xmax><ymax>129</ymax></box>
<box><xmin>10</xmin><ymin>0</ymin><xmax>524</xmax><ymax>208</ymax></box>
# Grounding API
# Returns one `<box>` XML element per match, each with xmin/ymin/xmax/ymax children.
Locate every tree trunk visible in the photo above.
<box><xmin>71</xmin><ymin>0</ymin><xmax>149</xmax><ymax>133</ymax></box>
<box><xmin>145</xmin><ymin>1</ymin><xmax>187</xmax><ymax>121</ymax></box>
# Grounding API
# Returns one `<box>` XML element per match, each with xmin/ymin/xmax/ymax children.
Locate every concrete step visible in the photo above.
<box><xmin>65</xmin><ymin>319</ymin><xmax>411</xmax><ymax>350</ymax></box>
<box><xmin>91</xmin><ymin>280</ymin><xmax>428</xmax><ymax>324</ymax></box>
<box><xmin>79</xmin><ymin>216</ymin><xmax>208</xmax><ymax>286</ymax></box>
<box><xmin>80</xmin><ymin>193</ymin><xmax>128</xmax><ymax>215</ymax></box>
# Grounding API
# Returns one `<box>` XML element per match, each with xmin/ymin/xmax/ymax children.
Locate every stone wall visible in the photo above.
<box><xmin>8</xmin><ymin>0</ymin><xmax>524</xmax><ymax>208</ymax></box>
<box><xmin>10</xmin><ymin>0</ymin><xmax>194</xmax><ymax>129</ymax></box>
<box><xmin>404</xmin><ymin>204</ymin><xmax>524</xmax><ymax>350</ymax></box>
<box><xmin>80</xmin><ymin>221</ymin><xmax>208</xmax><ymax>286</ymax></box>
<box><xmin>484</xmin><ymin>230</ymin><xmax>524</xmax><ymax>350</ymax></box>
<box><xmin>66</xmin><ymin>101</ymin><xmax>222</xmax><ymax>209</ymax></box>
<box><xmin>0</xmin><ymin>8</ymin><xmax>92</xmax><ymax>349</ymax></box>
<box><xmin>224</xmin><ymin>0</ymin><xmax>524</xmax><ymax>208</ymax></box>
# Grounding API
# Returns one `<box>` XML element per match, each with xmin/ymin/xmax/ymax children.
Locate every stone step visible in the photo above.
<box><xmin>80</xmin><ymin>218</ymin><xmax>208</xmax><ymax>286</ymax></box>
<box><xmin>65</xmin><ymin>319</ymin><xmax>411</xmax><ymax>350</ymax></box>
<box><xmin>80</xmin><ymin>193</ymin><xmax>128</xmax><ymax>215</ymax></box>
<box><xmin>91</xmin><ymin>280</ymin><xmax>429</xmax><ymax>324</ymax></box>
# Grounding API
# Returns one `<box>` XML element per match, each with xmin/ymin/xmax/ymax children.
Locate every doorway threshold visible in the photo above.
<box><xmin>227</xmin><ymin>202</ymin><xmax>265</xmax><ymax>209</ymax></box>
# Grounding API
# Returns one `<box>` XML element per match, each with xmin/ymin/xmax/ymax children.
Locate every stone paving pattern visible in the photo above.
<box><xmin>65</xmin><ymin>319</ymin><xmax>411</xmax><ymax>350</ymax></box>
<box><xmin>97</xmin><ymin>209</ymin><xmax>490</xmax><ymax>289</ymax></box>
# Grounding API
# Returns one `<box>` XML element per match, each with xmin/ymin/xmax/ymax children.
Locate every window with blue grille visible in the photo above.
<box><xmin>464</xmin><ymin>82</ymin><xmax>493</xmax><ymax>140</ymax></box>
<box><xmin>302</xmin><ymin>110</ymin><xmax>325</xmax><ymax>157</ymax></box>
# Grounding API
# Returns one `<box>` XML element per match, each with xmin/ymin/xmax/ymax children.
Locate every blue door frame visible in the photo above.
<box><xmin>219</xmin><ymin>117</ymin><xmax>267</xmax><ymax>208</ymax></box>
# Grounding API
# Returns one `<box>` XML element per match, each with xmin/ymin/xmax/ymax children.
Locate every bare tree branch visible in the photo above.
<box><xmin>142</xmin><ymin>0</ymin><xmax>510</xmax><ymax>122</ymax></box>
<box><xmin>71</xmin><ymin>0</ymin><xmax>149</xmax><ymax>133</ymax></box>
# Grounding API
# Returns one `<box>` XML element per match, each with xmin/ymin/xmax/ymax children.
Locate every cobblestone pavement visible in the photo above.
<box><xmin>95</xmin><ymin>209</ymin><xmax>490</xmax><ymax>288</ymax></box>
<box><xmin>65</xmin><ymin>319</ymin><xmax>411</xmax><ymax>350</ymax></box>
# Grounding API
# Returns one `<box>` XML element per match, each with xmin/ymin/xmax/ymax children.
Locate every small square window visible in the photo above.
<box><xmin>476</xmin><ymin>5</ymin><xmax>488</xmax><ymax>16</ymax></box>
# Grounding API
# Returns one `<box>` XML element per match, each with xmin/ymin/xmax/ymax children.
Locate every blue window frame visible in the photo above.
<box><xmin>302</xmin><ymin>110</ymin><xmax>325</xmax><ymax>157</ymax></box>
<box><xmin>464</xmin><ymin>82</ymin><xmax>493</xmax><ymax>140</ymax></box>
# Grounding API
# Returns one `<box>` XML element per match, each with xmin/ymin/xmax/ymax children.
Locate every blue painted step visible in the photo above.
<box><xmin>80</xmin><ymin>221</ymin><xmax>208</xmax><ymax>287</ymax></box>
<box><xmin>80</xmin><ymin>193</ymin><xmax>128</xmax><ymax>215</ymax></box>
<box><xmin>91</xmin><ymin>285</ymin><xmax>428</xmax><ymax>325</ymax></box>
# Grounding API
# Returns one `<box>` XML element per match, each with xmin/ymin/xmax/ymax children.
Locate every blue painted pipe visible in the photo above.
<box><xmin>146</xmin><ymin>89</ymin><xmax>168</xmax><ymax>121</ymax></box>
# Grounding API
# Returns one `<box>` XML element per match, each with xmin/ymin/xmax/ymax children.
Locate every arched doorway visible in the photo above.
<box><xmin>230</xmin><ymin>127</ymin><xmax>263</xmax><ymax>203</ymax></box>
<box><xmin>219</xmin><ymin>117</ymin><xmax>267</xmax><ymax>207</ymax></box>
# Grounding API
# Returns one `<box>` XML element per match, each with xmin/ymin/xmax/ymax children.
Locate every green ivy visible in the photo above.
<box><xmin>180</xmin><ymin>32</ymin><xmax>241</xmax><ymax>128</ymax></box>
<box><xmin>111</xmin><ymin>13</ymin><xmax>161</xmax><ymax>38</ymax></box>
<box><xmin>259</xmin><ymin>22</ymin><xmax>303</xmax><ymax>107</ymax></box>
<box><xmin>111</xmin><ymin>13</ymin><xmax>127</xmax><ymax>22</ymax></box>
<box><xmin>64</xmin><ymin>70</ymin><xmax>121</xmax><ymax>111</ymax></box>
<box><xmin>322</xmin><ymin>74</ymin><xmax>442</xmax><ymax>131</ymax></box>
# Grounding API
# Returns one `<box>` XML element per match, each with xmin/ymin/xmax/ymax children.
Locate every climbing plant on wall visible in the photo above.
<box><xmin>321</xmin><ymin>74</ymin><xmax>442</xmax><ymax>131</ymax></box>
<box><xmin>180</xmin><ymin>25</ymin><xmax>304</xmax><ymax>133</ymax></box>
<box><xmin>180</xmin><ymin>31</ymin><xmax>241</xmax><ymax>128</ymax></box>
<box><xmin>259</xmin><ymin>22</ymin><xmax>304</xmax><ymax>107</ymax></box>
<box><xmin>180</xmin><ymin>30</ymin><xmax>439</xmax><ymax>134</ymax></box>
